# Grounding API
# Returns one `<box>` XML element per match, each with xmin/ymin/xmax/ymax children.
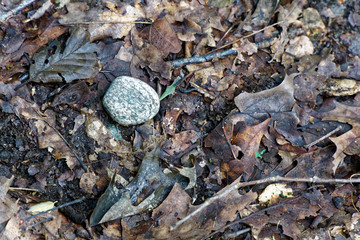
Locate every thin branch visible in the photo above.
<box><xmin>24</xmin><ymin>197</ymin><xmax>85</xmax><ymax>222</ymax></box>
<box><xmin>0</xmin><ymin>0</ymin><xmax>37</xmax><ymax>23</ymax></box>
<box><xmin>304</xmin><ymin>126</ymin><xmax>342</xmax><ymax>148</ymax></box>
<box><xmin>8</xmin><ymin>187</ymin><xmax>44</xmax><ymax>193</ymax></box>
<box><xmin>60</xmin><ymin>21</ymin><xmax>152</xmax><ymax>25</ymax></box>
<box><xmin>224</xmin><ymin>228</ymin><xmax>251</xmax><ymax>239</ymax></box>
<box><xmin>169</xmin><ymin>48</ymin><xmax>237</xmax><ymax>68</ymax></box>
<box><xmin>170</xmin><ymin>175</ymin><xmax>360</xmax><ymax>231</ymax></box>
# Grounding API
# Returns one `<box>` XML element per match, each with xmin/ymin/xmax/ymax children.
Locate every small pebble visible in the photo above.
<box><xmin>103</xmin><ymin>76</ymin><xmax>160</xmax><ymax>125</ymax></box>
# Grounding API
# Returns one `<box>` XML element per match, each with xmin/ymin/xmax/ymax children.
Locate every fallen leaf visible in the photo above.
<box><xmin>294</xmin><ymin>70</ymin><xmax>327</xmax><ymax>104</ymax></box>
<box><xmin>6</xmin><ymin>96</ymin><xmax>78</xmax><ymax>168</ymax></box>
<box><xmin>90</xmin><ymin>143</ymin><xmax>189</xmax><ymax>225</ymax></box>
<box><xmin>0</xmin><ymin>176</ymin><xmax>19</xmax><ymax>236</ymax></box>
<box><xmin>258</xmin><ymin>183</ymin><xmax>293</xmax><ymax>205</ymax></box>
<box><xmin>242</xmin><ymin>190</ymin><xmax>336</xmax><ymax>239</ymax></box>
<box><xmin>148</xmin><ymin>183</ymin><xmax>257</xmax><ymax>239</ymax></box>
<box><xmin>285</xmin><ymin>35</ymin><xmax>314</xmax><ymax>58</ymax></box>
<box><xmin>85</xmin><ymin>111</ymin><xmax>133</xmax><ymax>160</ymax></box>
<box><xmin>79</xmin><ymin>172</ymin><xmax>99</xmax><ymax>194</ymax></box>
<box><xmin>52</xmin><ymin>81</ymin><xmax>95</xmax><ymax>108</ymax></box>
<box><xmin>162</xmin><ymin>108</ymin><xmax>183</xmax><ymax>135</ymax></box>
<box><xmin>320</xmin><ymin>78</ymin><xmax>360</xmax><ymax>96</ymax></box>
<box><xmin>131</xmin><ymin>29</ymin><xmax>172</xmax><ymax>79</ymax></box>
<box><xmin>28</xmin><ymin>201</ymin><xmax>57</xmax><ymax>213</ymax></box>
<box><xmin>205</xmin><ymin>113</ymin><xmax>270</xmax><ymax>180</ymax></box>
<box><xmin>59</xmin><ymin>2</ymin><xmax>145</xmax><ymax>41</ymax></box>
<box><xmin>149</xmin><ymin>16</ymin><xmax>181</xmax><ymax>57</ymax></box>
<box><xmin>0</xmin><ymin>19</ymin><xmax>68</xmax><ymax>68</ymax></box>
<box><xmin>30</xmin><ymin>27</ymin><xmax>100</xmax><ymax>83</ymax></box>
<box><xmin>164</xmin><ymin>130</ymin><xmax>200</xmax><ymax>156</ymax></box>
<box><xmin>235</xmin><ymin>73</ymin><xmax>297</xmax><ymax>113</ymax></box>
<box><xmin>313</xmin><ymin>100</ymin><xmax>360</xmax><ymax>173</ymax></box>
<box><xmin>285</xmin><ymin>147</ymin><xmax>335</xmax><ymax>179</ymax></box>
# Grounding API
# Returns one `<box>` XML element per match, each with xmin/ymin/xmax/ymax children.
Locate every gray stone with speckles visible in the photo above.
<box><xmin>103</xmin><ymin>76</ymin><xmax>160</xmax><ymax>125</ymax></box>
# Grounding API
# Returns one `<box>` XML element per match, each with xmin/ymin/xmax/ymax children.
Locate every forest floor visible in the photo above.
<box><xmin>1</xmin><ymin>0</ymin><xmax>360</xmax><ymax>239</ymax></box>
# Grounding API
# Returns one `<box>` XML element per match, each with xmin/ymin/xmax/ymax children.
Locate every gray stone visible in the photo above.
<box><xmin>103</xmin><ymin>76</ymin><xmax>160</xmax><ymax>125</ymax></box>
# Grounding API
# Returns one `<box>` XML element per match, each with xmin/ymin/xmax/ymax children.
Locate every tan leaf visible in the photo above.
<box><xmin>150</xmin><ymin>16</ymin><xmax>181</xmax><ymax>57</ymax></box>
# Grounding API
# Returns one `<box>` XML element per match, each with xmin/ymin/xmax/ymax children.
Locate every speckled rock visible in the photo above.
<box><xmin>103</xmin><ymin>76</ymin><xmax>160</xmax><ymax>125</ymax></box>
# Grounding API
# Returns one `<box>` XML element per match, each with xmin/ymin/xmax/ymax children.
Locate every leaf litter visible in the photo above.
<box><xmin>0</xmin><ymin>0</ymin><xmax>360</xmax><ymax>239</ymax></box>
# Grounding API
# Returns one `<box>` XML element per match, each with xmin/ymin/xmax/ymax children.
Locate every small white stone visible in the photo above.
<box><xmin>103</xmin><ymin>76</ymin><xmax>160</xmax><ymax>125</ymax></box>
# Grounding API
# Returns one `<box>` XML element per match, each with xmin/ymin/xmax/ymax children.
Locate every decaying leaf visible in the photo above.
<box><xmin>28</xmin><ymin>201</ymin><xmax>57</xmax><ymax>213</ymax></box>
<box><xmin>235</xmin><ymin>73</ymin><xmax>297</xmax><ymax>113</ymax></box>
<box><xmin>163</xmin><ymin>130</ymin><xmax>200</xmax><ymax>156</ymax></box>
<box><xmin>149</xmin><ymin>16</ymin><xmax>181</xmax><ymax>58</ymax></box>
<box><xmin>320</xmin><ymin>78</ymin><xmax>360</xmax><ymax>96</ymax></box>
<box><xmin>5</xmin><ymin>96</ymin><xmax>78</xmax><ymax>169</ymax></box>
<box><xmin>162</xmin><ymin>108</ymin><xmax>183</xmax><ymax>135</ymax></box>
<box><xmin>52</xmin><ymin>81</ymin><xmax>95</xmax><ymax>108</ymax></box>
<box><xmin>90</xmin><ymin>143</ymin><xmax>189</xmax><ymax>225</ymax></box>
<box><xmin>59</xmin><ymin>2</ymin><xmax>145</xmax><ymax>41</ymax></box>
<box><xmin>205</xmin><ymin>113</ymin><xmax>270</xmax><ymax>180</ymax></box>
<box><xmin>258</xmin><ymin>183</ymin><xmax>293</xmax><ymax>205</ymax></box>
<box><xmin>30</xmin><ymin>27</ymin><xmax>100</xmax><ymax>83</ymax></box>
<box><xmin>242</xmin><ymin>190</ymin><xmax>337</xmax><ymax>239</ymax></box>
<box><xmin>85</xmin><ymin>110</ymin><xmax>133</xmax><ymax>160</ymax></box>
<box><xmin>147</xmin><ymin>183</ymin><xmax>257</xmax><ymax>239</ymax></box>
<box><xmin>131</xmin><ymin>29</ymin><xmax>172</xmax><ymax>79</ymax></box>
<box><xmin>0</xmin><ymin>176</ymin><xmax>19</xmax><ymax>237</ymax></box>
<box><xmin>314</xmin><ymin>100</ymin><xmax>360</xmax><ymax>174</ymax></box>
<box><xmin>79</xmin><ymin>172</ymin><xmax>99</xmax><ymax>194</ymax></box>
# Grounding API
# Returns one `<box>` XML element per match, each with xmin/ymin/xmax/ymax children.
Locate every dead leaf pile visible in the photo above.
<box><xmin>0</xmin><ymin>0</ymin><xmax>360</xmax><ymax>239</ymax></box>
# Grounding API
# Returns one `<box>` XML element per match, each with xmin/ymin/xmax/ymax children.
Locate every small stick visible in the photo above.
<box><xmin>304</xmin><ymin>125</ymin><xmax>342</xmax><ymax>148</ymax></box>
<box><xmin>26</xmin><ymin>217</ymin><xmax>54</xmax><ymax>228</ymax></box>
<box><xmin>169</xmin><ymin>48</ymin><xmax>237</xmax><ymax>68</ymax></box>
<box><xmin>170</xmin><ymin>175</ymin><xmax>360</xmax><ymax>231</ymax></box>
<box><xmin>60</xmin><ymin>21</ymin><xmax>152</xmax><ymax>25</ymax></box>
<box><xmin>0</xmin><ymin>0</ymin><xmax>37</xmax><ymax>22</ymax></box>
<box><xmin>24</xmin><ymin>197</ymin><xmax>85</xmax><ymax>222</ymax></box>
<box><xmin>224</xmin><ymin>228</ymin><xmax>251</xmax><ymax>239</ymax></box>
<box><xmin>8</xmin><ymin>187</ymin><xmax>44</xmax><ymax>193</ymax></box>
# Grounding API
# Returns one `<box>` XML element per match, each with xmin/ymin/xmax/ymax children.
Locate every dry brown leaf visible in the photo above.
<box><xmin>60</xmin><ymin>2</ymin><xmax>144</xmax><ymax>41</ymax></box>
<box><xmin>149</xmin><ymin>16</ymin><xmax>181</xmax><ymax>57</ymax></box>
<box><xmin>164</xmin><ymin>130</ymin><xmax>200</xmax><ymax>156</ymax></box>
<box><xmin>314</xmin><ymin>100</ymin><xmax>360</xmax><ymax>173</ymax></box>
<box><xmin>148</xmin><ymin>183</ymin><xmax>257</xmax><ymax>239</ymax></box>
<box><xmin>131</xmin><ymin>29</ymin><xmax>172</xmax><ymax>79</ymax></box>
<box><xmin>320</xmin><ymin>78</ymin><xmax>360</xmax><ymax>96</ymax></box>
<box><xmin>242</xmin><ymin>190</ymin><xmax>336</xmax><ymax>239</ymax></box>
<box><xmin>162</xmin><ymin>108</ymin><xmax>183</xmax><ymax>136</ymax></box>
<box><xmin>52</xmin><ymin>81</ymin><xmax>95</xmax><ymax>108</ymax></box>
<box><xmin>80</xmin><ymin>172</ymin><xmax>100</xmax><ymax>194</ymax></box>
<box><xmin>235</xmin><ymin>73</ymin><xmax>297</xmax><ymax>113</ymax></box>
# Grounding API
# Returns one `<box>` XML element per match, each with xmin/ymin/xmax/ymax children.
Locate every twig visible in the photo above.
<box><xmin>60</xmin><ymin>21</ymin><xmax>152</xmax><ymax>25</ymax></box>
<box><xmin>24</xmin><ymin>197</ymin><xmax>85</xmax><ymax>222</ymax></box>
<box><xmin>170</xmin><ymin>175</ymin><xmax>360</xmax><ymax>231</ymax></box>
<box><xmin>304</xmin><ymin>125</ymin><xmax>342</xmax><ymax>148</ymax></box>
<box><xmin>212</xmin><ymin>20</ymin><xmax>285</xmax><ymax>53</ymax></box>
<box><xmin>224</xmin><ymin>228</ymin><xmax>251</xmax><ymax>239</ymax></box>
<box><xmin>169</xmin><ymin>48</ymin><xmax>237</xmax><ymax>68</ymax></box>
<box><xmin>8</xmin><ymin>187</ymin><xmax>44</xmax><ymax>193</ymax></box>
<box><xmin>0</xmin><ymin>0</ymin><xmax>37</xmax><ymax>23</ymax></box>
<box><xmin>26</xmin><ymin>217</ymin><xmax>54</xmax><ymax>228</ymax></box>
<box><xmin>203</xmin><ymin>196</ymin><xmax>303</xmax><ymax>239</ymax></box>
